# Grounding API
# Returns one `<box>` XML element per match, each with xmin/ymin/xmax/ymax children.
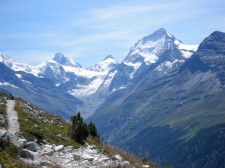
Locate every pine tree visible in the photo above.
<box><xmin>70</xmin><ymin>112</ymin><xmax>100</xmax><ymax>143</ymax></box>
<box><xmin>88</xmin><ymin>121</ymin><xmax>98</xmax><ymax>137</ymax></box>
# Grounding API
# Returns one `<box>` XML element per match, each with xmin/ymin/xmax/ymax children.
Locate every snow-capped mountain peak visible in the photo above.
<box><xmin>0</xmin><ymin>53</ymin><xmax>14</xmax><ymax>67</ymax></box>
<box><xmin>127</xmin><ymin>28</ymin><xmax>177</xmax><ymax>62</ymax></box>
<box><xmin>124</xmin><ymin>28</ymin><xmax>198</xmax><ymax>68</ymax></box>
<box><xmin>109</xmin><ymin>29</ymin><xmax>198</xmax><ymax>92</ymax></box>
<box><xmin>53</xmin><ymin>52</ymin><xmax>82</xmax><ymax>68</ymax></box>
<box><xmin>103</xmin><ymin>55</ymin><xmax>115</xmax><ymax>61</ymax></box>
<box><xmin>87</xmin><ymin>55</ymin><xmax>118</xmax><ymax>72</ymax></box>
<box><xmin>0</xmin><ymin>53</ymin><xmax>33</xmax><ymax>73</ymax></box>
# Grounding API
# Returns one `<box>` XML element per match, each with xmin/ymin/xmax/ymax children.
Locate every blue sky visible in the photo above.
<box><xmin>0</xmin><ymin>0</ymin><xmax>225</xmax><ymax>67</ymax></box>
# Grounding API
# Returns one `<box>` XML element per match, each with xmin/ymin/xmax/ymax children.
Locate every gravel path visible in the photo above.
<box><xmin>6</xmin><ymin>100</ymin><xmax>20</xmax><ymax>135</ymax></box>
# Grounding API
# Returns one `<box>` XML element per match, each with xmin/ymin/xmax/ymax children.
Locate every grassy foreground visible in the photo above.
<box><xmin>0</xmin><ymin>92</ymin><xmax>157</xmax><ymax>167</ymax></box>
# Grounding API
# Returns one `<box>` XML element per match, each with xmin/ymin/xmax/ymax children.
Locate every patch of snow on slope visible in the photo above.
<box><xmin>124</xmin><ymin>61</ymin><xmax>142</xmax><ymax>79</ymax></box>
<box><xmin>101</xmin><ymin>70</ymin><xmax>117</xmax><ymax>87</ymax></box>
<box><xmin>112</xmin><ymin>86</ymin><xmax>127</xmax><ymax>92</ymax></box>
<box><xmin>0</xmin><ymin>82</ymin><xmax>18</xmax><ymax>88</ymax></box>
<box><xmin>22</xmin><ymin>80</ymin><xmax>32</xmax><ymax>84</ymax></box>
<box><xmin>62</xmin><ymin>65</ymin><xmax>106</xmax><ymax>78</ymax></box>
<box><xmin>11</xmin><ymin>63</ymin><xmax>32</xmax><ymax>72</ymax></box>
<box><xmin>69</xmin><ymin>76</ymin><xmax>105</xmax><ymax>97</ymax></box>
<box><xmin>174</xmin><ymin>39</ymin><xmax>198</xmax><ymax>58</ymax></box>
<box><xmin>156</xmin><ymin>59</ymin><xmax>185</xmax><ymax>71</ymax></box>
<box><xmin>16</xmin><ymin>74</ymin><xmax>22</xmax><ymax>78</ymax></box>
<box><xmin>124</xmin><ymin>61</ymin><xmax>142</xmax><ymax>69</ymax></box>
<box><xmin>143</xmin><ymin>53</ymin><xmax>159</xmax><ymax>64</ymax></box>
<box><xmin>88</xmin><ymin>56</ymin><xmax>117</xmax><ymax>72</ymax></box>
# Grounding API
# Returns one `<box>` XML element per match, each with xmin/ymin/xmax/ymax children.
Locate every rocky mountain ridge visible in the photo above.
<box><xmin>88</xmin><ymin>30</ymin><xmax>225</xmax><ymax>167</ymax></box>
<box><xmin>0</xmin><ymin>28</ymin><xmax>197</xmax><ymax>118</ymax></box>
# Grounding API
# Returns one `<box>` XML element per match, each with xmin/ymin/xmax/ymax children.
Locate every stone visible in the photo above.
<box><xmin>12</xmin><ymin>137</ymin><xmax>27</xmax><ymax>148</ymax></box>
<box><xmin>73</xmin><ymin>154</ymin><xmax>81</xmax><ymax>160</ymax></box>
<box><xmin>142</xmin><ymin>165</ymin><xmax>150</xmax><ymax>168</ymax></box>
<box><xmin>42</xmin><ymin>149</ymin><xmax>54</xmax><ymax>156</ymax></box>
<box><xmin>0</xmin><ymin>129</ymin><xmax>7</xmax><ymax>140</ymax></box>
<box><xmin>54</xmin><ymin>145</ymin><xmax>64</xmax><ymax>152</ymax></box>
<box><xmin>124</xmin><ymin>161</ymin><xmax>130</xmax><ymax>164</ymax></box>
<box><xmin>113</xmin><ymin>154</ymin><xmax>123</xmax><ymax>162</ymax></box>
<box><xmin>20</xmin><ymin>149</ymin><xmax>34</xmax><ymax>159</ymax></box>
<box><xmin>82</xmin><ymin>154</ymin><xmax>94</xmax><ymax>161</ymax></box>
<box><xmin>42</xmin><ymin>144</ymin><xmax>54</xmax><ymax>156</ymax></box>
<box><xmin>99</xmin><ymin>156</ymin><xmax>110</xmax><ymax>162</ymax></box>
<box><xmin>86</xmin><ymin>144</ymin><xmax>96</xmax><ymax>149</ymax></box>
<box><xmin>64</xmin><ymin>146</ymin><xmax>73</xmax><ymax>153</ymax></box>
<box><xmin>26</xmin><ymin>141</ymin><xmax>38</xmax><ymax>152</ymax></box>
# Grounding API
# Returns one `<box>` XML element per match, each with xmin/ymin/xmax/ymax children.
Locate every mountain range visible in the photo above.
<box><xmin>89</xmin><ymin>30</ymin><xmax>225</xmax><ymax>167</ymax></box>
<box><xmin>0</xmin><ymin>28</ymin><xmax>197</xmax><ymax>118</ymax></box>
<box><xmin>1</xmin><ymin>28</ymin><xmax>225</xmax><ymax>167</ymax></box>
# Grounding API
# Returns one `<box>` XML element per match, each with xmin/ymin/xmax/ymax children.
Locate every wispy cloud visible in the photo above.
<box><xmin>2</xmin><ymin>50</ymin><xmax>54</xmax><ymax>65</ymax></box>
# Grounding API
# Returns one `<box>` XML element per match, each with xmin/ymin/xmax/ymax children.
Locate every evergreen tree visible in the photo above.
<box><xmin>70</xmin><ymin>112</ymin><xmax>86</xmax><ymax>143</ymax></box>
<box><xmin>70</xmin><ymin>112</ymin><xmax>99</xmax><ymax>143</ymax></box>
<box><xmin>88</xmin><ymin>121</ymin><xmax>98</xmax><ymax>137</ymax></box>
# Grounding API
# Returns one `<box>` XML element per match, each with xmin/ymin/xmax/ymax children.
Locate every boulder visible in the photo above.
<box><xmin>20</xmin><ymin>149</ymin><xmax>34</xmax><ymax>159</ymax></box>
<box><xmin>142</xmin><ymin>165</ymin><xmax>150</xmax><ymax>168</ymax></box>
<box><xmin>73</xmin><ymin>154</ymin><xmax>81</xmax><ymax>160</ymax></box>
<box><xmin>113</xmin><ymin>154</ymin><xmax>123</xmax><ymax>162</ymax></box>
<box><xmin>26</xmin><ymin>141</ymin><xmax>38</xmax><ymax>152</ymax></box>
<box><xmin>82</xmin><ymin>154</ymin><xmax>94</xmax><ymax>161</ymax></box>
<box><xmin>42</xmin><ymin>144</ymin><xmax>54</xmax><ymax>156</ymax></box>
<box><xmin>10</xmin><ymin>137</ymin><xmax>27</xmax><ymax>148</ymax></box>
<box><xmin>99</xmin><ymin>156</ymin><xmax>110</xmax><ymax>162</ymax></box>
<box><xmin>86</xmin><ymin>144</ymin><xmax>96</xmax><ymax>149</ymax></box>
<box><xmin>54</xmin><ymin>145</ymin><xmax>64</xmax><ymax>152</ymax></box>
<box><xmin>64</xmin><ymin>146</ymin><xmax>73</xmax><ymax>152</ymax></box>
<box><xmin>124</xmin><ymin>161</ymin><xmax>130</xmax><ymax>164</ymax></box>
<box><xmin>0</xmin><ymin>129</ymin><xmax>7</xmax><ymax>140</ymax></box>
<box><xmin>42</xmin><ymin>149</ymin><xmax>54</xmax><ymax>156</ymax></box>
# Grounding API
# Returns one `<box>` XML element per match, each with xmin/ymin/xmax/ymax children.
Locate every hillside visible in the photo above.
<box><xmin>0</xmin><ymin>91</ymin><xmax>156</xmax><ymax>168</ymax></box>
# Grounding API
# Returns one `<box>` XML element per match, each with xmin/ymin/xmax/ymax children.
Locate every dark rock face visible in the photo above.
<box><xmin>180</xmin><ymin>31</ymin><xmax>225</xmax><ymax>83</ymax></box>
<box><xmin>184</xmin><ymin>31</ymin><xmax>225</xmax><ymax>68</ymax></box>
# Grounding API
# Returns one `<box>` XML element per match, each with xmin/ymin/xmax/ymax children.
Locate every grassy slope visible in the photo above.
<box><xmin>0</xmin><ymin>92</ymin><xmax>35</xmax><ymax>168</ymax></box>
<box><xmin>0</xmin><ymin>91</ymin><xmax>157</xmax><ymax>168</ymax></box>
